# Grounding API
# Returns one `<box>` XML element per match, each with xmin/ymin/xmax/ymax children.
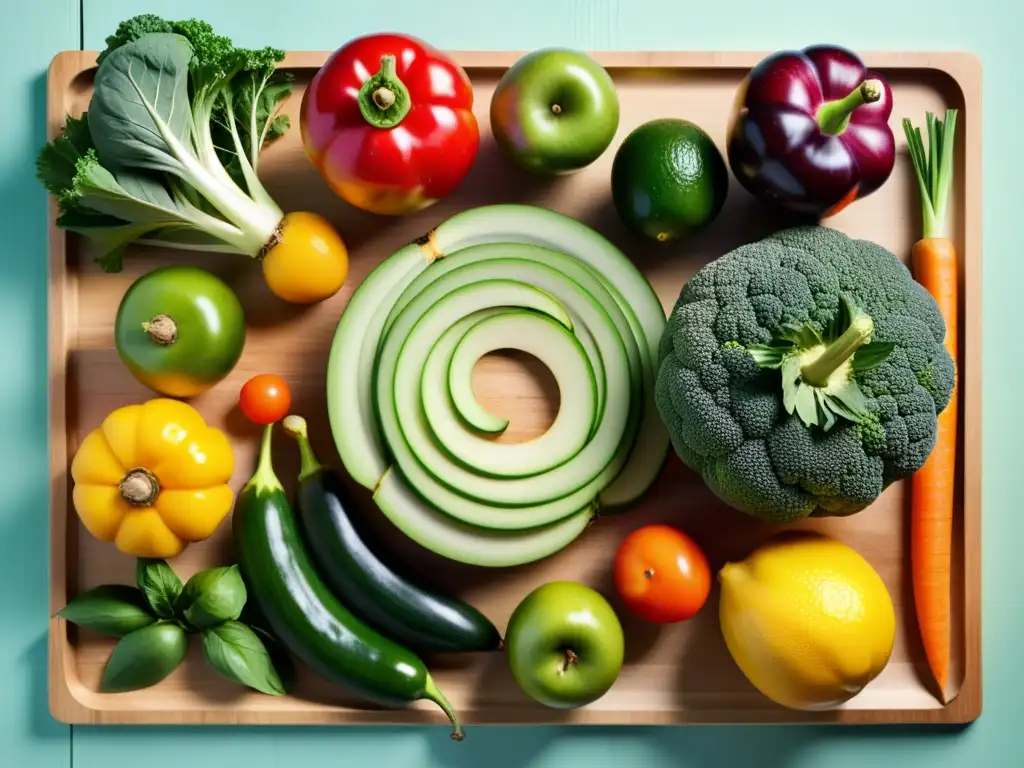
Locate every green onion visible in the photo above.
<box><xmin>902</xmin><ymin>109</ymin><xmax>958</xmax><ymax>239</ymax></box>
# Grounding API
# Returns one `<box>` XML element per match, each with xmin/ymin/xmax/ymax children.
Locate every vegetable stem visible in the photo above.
<box><xmin>119</xmin><ymin>468</ymin><xmax>160</xmax><ymax>506</ymax></box>
<box><xmin>818</xmin><ymin>79</ymin><xmax>884</xmax><ymax>135</ymax></box>
<box><xmin>125</xmin><ymin>72</ymin><xmax>271</xmax><ymax>239</ymax></box>
<box><xmin>142</xmin><ymin>314</ymin><xmax>177</xmax><ymax>345</ymax></box>
<box><xmin>357</xmin><ymin>55</ymin><xmax>412</xmax><ymax>129</ymax></box>
<box><xmin>223</xmin><ymin>88</ymin><xmax>280</xmax><ymax>212</ymax></box>
<box><xmin>423</xmin><ymin>675</ymin><xmax>464</xmax><ymax>741</ymax></box>
<box><xmin>902</xmin><ymin>110</ymin><xmax>958</xmax><ymax>239</ymax></box>
<box><xmin>245</xmin><ymin>423</ymin><xmax>283</xmax><ymax>493</ymax></box>
<box><xmin>801</xmin><ymin>314</ymin><xmax>874</xmax><ymax>387</ymax></box>
<box><xmin>282</xmin><ymin>415</ymin><xmax>324</xmax><ymax>482</ymax></box>
<box><xmin>248</xmin><ymin>75</ymin><xmax>264</xmax><ymax>171</ymax></box>
<box><xmin>190</xmin><ymin>88</ymin><xmax>247</xmax><ymax>204</ymax></box>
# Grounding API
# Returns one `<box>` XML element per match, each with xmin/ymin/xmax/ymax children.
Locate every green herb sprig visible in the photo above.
<box><xmin>57</xmin><ymin>558</ymin><xmax>292</xmax><ymax>696</ymax></box>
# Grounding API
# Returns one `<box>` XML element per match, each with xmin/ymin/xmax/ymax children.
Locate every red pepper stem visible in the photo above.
<box><xmin>817</xmin><ymin>79</ymin><xmax>884</xmax><ymax>136</ymax></box>
<box><xmin>357</xmin><ymin>54</ymin><xmax>412</xmax><ymax>129</ymax></box>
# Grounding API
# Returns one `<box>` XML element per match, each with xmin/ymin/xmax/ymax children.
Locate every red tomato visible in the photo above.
<box><xmin>239</xmin><ymin>374</ymin><xmax>292</xmax><ymax>425</ymax></box>
<box><xmin>613</xmin><ymin>524</ymin><xmax>711</xmax><ymax>624</ymax></box>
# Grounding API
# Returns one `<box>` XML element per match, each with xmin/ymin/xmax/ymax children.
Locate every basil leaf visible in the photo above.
<box><xmin>57</xmin><ymin>584</ymin><xmax>155</xmax><ymax>637</ymax></box>
<box><xmin>251</xmin><ymin>625</ymin><xmax>295</xmax><ymax>695</ymax></box>
<box><xmin>202</xmin><ymin>621</ymin><xmax>286</xmax><ymax>696</ymax></box>
<box><xmin>237</xmin><ymin>599</ymin><xmax>295</xmax><ymax>691</ymax></box>
<box><xmin>88</xmin><ymin>33</ymin><xmax>194</xmax><ymax>175</ymax></box>
<box><xmin>136</xmin><ymin>559</ymin><xmax>182</xmax><ymax>620</ymax></box>
<box><xmin>101</xmin><ymin>621</ymin><xmax>188</xmax><ymax>693</ymax></box>
<box><xmin>177</xmin><ymin>565</ymin><xmax>247</xmax><ymax>630</ymax></box>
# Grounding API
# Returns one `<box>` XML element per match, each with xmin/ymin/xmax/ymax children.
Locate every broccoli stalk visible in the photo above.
<box><xmin>800</xmin><ymin>312</ymin><xmax>875</xmax><ymax>387</ymax></box>
<box><xmin>747</xmin><ymin>295</ymin><xmax>894</xmax><ymax>432</ymax></box>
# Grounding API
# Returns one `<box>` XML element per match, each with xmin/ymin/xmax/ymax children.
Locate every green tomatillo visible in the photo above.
<box><xmin>115</xmin><ymin>266</ymin><xmax>246</xmax><ymax>398</ymax></box>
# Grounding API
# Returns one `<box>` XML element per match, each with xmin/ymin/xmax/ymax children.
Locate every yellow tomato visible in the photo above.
<box><xmin>262</xmin><ymin>211</ymin><xmax>348</xmax><ymax>304</ymax></box>
<box><xmin>70</xmin><ymin>399</ymin><xmax>235</xmax><ymax>559</ymax></box>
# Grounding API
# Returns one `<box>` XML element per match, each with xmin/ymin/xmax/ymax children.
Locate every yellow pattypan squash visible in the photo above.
<box><xmin>70</xmin><ymin>398</ymin><xmax>235</xmax><ymax>559</ymax></box>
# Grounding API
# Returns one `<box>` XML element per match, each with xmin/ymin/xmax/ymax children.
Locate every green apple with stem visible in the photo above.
<box><xmin>490</xmin><ymin>48</ymin><xmax>620</xmax><ymax>174</ymax></box>
<box><xmin>505</xmin><ymin>581</ymin><xmax>625</xmax><ymax>708</ymax></box>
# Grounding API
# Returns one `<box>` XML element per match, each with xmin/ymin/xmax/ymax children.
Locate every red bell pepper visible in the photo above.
<box><xmin>300</xmin><ymin>33</ymin><xmax>480</xmax><ymax>216</ymax></box>
<box><xmin>726</xmin><ymin>45</ymin><xmax>896</xmax><ymax>218</ymax></box>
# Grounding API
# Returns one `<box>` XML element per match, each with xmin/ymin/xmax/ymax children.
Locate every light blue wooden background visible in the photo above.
<box><xmin>4</xmin><ymin>1</ymin><xmax>1020</xmax><ymax>765</ymax></box>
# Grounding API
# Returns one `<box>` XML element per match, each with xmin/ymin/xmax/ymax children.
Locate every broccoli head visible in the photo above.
<box><xmin>655</xmin><ymin>225</ymin><xmax>955</xmax><ymax>522</ymax></box>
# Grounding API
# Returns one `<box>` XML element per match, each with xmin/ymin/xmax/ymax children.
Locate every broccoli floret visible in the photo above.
<box><xmin>656</xmin><ymin>225</ymin><xmax>956</xmax><ymax>522</ymax></box>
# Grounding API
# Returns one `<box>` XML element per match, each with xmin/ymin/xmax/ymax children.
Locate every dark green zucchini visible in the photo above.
<box><xmin>232</xmin><ymin>423</ymin><xmax>463</xmax><ymax>740</ymax></box>
<box><xmin>283</xmin><ymin>415</ymin><xmax>502</xmax><ymax>654</ymax></box>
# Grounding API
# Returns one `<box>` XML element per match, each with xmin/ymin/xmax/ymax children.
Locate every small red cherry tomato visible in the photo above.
<box><xmin>613</xmin><ymin>524</ymin><xmax>711</xmax><ymax>624</ymax></box>
<box><xmin>239</xmin><ymin>374</ymin><xmax>292</xmax><ymax>425</ymax></box>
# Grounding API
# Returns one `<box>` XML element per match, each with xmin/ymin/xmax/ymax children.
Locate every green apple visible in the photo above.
<box><xmin>490</xmin><ymin>48</ymin><xmax>620</xmax><ymax>175</ymax></box>
<box><xmin>505</xmin><ymin>581</ymin><xmax>625</xmax><ymax>708</ymax></box>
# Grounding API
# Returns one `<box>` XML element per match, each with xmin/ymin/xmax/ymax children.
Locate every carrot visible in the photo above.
<box><xmin>902</xmin><ymin>109</ymin><xmax>959</xmax><ymax>703</ymax></box>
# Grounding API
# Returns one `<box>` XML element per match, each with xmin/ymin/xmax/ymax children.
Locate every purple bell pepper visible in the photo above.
<box><xmin>727</xmin><ymin>45</ymin><xmax>896</xmax><ymax>217</ymax></box>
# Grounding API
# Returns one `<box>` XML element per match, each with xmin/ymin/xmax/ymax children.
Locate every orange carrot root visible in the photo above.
<box><xmin>910</xmin><ymin>237</ymin><xmax>959</xmax><ymax>701</ymax></box>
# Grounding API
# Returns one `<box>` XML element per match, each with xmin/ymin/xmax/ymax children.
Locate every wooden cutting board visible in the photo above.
<box><xmin>46</xmin><ymin>49</ymin><xmax>982</xmax><ymax>727</ymax></box>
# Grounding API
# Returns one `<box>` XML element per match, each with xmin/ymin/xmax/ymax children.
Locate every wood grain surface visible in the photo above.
<box><xmin>46</xmin><ymin>49</ymin><xmax>982</xmax><ymax>727</ymax></box>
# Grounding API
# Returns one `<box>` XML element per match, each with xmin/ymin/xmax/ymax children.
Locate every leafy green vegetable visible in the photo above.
<box><xmin>59</xmin><ymin>558</ymin><xmax>293</xmax><ymax>697</ymax></box>
<box><xmin>176</xmin><ymin>565</ymin><xmax>247</xmax><ymax>630</ymax></box>
<box><xmin>202</xmin><ymin>620</ymin><xmax>287</xmax><ymax>695</ymax></box>
<box><xmin>136</xmin><ymin>558</ymin><xmax>183</xmax><ymax>620</ymax></box>
<box><xmin>56</xmin><ymin>584</ymin><xmax>156</xmax><ymax>637</ymax></box>
<box><xmin>251</xmin><ymin>624</ymin><xmax>296</xmax><ymax>694</ymax></box>
<box><xmin>36</xmin><ymin>15</ymin><xmax>293</xmax><ymax>272</ymax></box>
<box><xmin>101</xmin><ymin>621</ymin><xmax>189</xmax><ymax>692</ymax></box>
<box><xmin>97</xmin><ymin>14</ymin><xmax>174</xmax><ymax>64</ymax></box>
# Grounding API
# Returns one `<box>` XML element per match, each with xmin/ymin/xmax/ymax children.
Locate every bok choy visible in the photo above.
<box><xmin>36</xmin><ymin>15</ymin><xmax>348</xmax><ymax>304</ymax></box>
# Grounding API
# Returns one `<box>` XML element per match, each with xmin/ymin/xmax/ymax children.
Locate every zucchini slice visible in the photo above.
<box><xmin>439</xmin><ymin>309</ymin><xmax>512</xmax><ymax>435</ymax></box>
<box><xmin>327</xmin><ymin>204</ymin><xmax>667</xmax><ymax>566</ymax></box>
<box><xmin>327</xmin><ymin>242</ymin><xmax>433</xmax><ymax>489</ymax></box>
<box><xmin>374</xmin><ymin>468</ymin><xmax>594</xmax><ymax>568</ymax></box>
<box><xmin>423</xmin><ymin>310</ymin><xmax>597</xmax><ymax>478</ymax></box>
<box><xmin>426</xmin><ymin>205</ymin><xmax>670</xmax><ymax>507</ymax></box>
<box><xmin>378</xmin><ymin>263</ymin><xmax>633</xmax><ymax>510</ymax></box>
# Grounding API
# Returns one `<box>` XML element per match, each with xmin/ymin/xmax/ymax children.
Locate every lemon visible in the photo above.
<box><xmin>718</xmin><ymin>531</ymin><xmax>896</xmax><ymax>710</ymax></box>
